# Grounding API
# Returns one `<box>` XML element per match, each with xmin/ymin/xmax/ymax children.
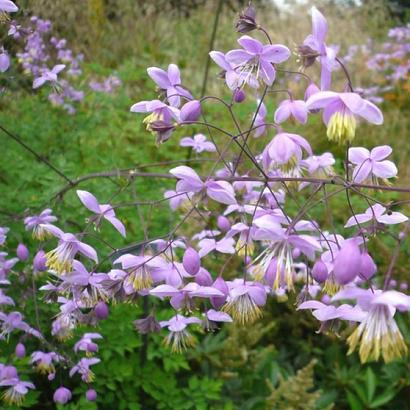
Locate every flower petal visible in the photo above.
<box><xmin>76</xmin><ymin>190</ymin><xmax>101</xmax><ymax>214</ymax></box>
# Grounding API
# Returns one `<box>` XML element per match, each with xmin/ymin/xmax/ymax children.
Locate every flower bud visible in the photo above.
<box><xmin>333</xmin><ymin>240</ymin><xmax>361</xmax><ymax>285</ymax></box>
<box><xmin>134</xmin><ymin>314</ymin><xmax>161</xmax><ymax>334</ymax></box>
<box><xmin>87</xmin><ymin>343</ymin><xmax>98</xmax><ymax>353</ymax></box>
<box><xmin>94</xmin><ymin>301</ymin><xmax>109</xmax><ymax>320</ymax></box>
<box><xmin>195</xmin><ymin>267</ymin><xmax>213</xmax><ymax>286</ymax></box>
<box><xmin>311</xmin><ymin>260</ymin><xmax>328</xmax><ymax>283</ymax></box>
<box><xmin>233</xmin><ymin>89</ymin><xmax>246</xmax><ymax>103</ymax></box>
<box><xmin>180</xmin><ymin>100</ymin><xmax>201</xmax><ymax>122</ymax></box>
<box><xmin>182</xmin><ymin>247</ymin><xmax>200</xmax><ymax>275</ymax></box>
<box><xmin>15</xmin><ymin>342</ymin><xmax>26</xmax><ymax>358</ymax></box>
<box><xmin>217</xmin><ymin>215</ymin><xmax>230</xmax><ymax>232</ymax></box>
<box><xmin>359</xmin><ymin>252</ymin><xmax>377</xmax><ymax>280</ymax></box>
<box><xmin>292</xmin><ymin>248</ymin><xmax>301</xmax><ymax>259</ymax></box>
<box><xmin>86</xmin><ymin>389</ymin><xmax>97</xmax><ymax>402</ymax></box>
<box><xmin>53</xmin><ymin>387</ymin><xmax>72</xmax><ymax>404</ymax></box>
<box><xmin>210</xmin><ymin>277</ymin><xmax>228</xmax><ymax>309</ymax></box>
<box><xmin>304</xmin><ymin>82</ymin><xmax>320</xmax><ymax>101</ymax></box>
<box><xmin>235</xmin><ymin>5</ymin><xmax>257</xmax><ymax>33</ymax></box>
<box><xmin>16</xmin><ymin>243</ymin><xmax>29</xmax><ymax>261</ymax></box>
<box><xmin>2</xmin><ymin>366</ymin><xmax>17</xmax><ymax>379</ymax></box>
<box><xmin>33</xmin><ymin>250</ymin><xmax>47</xmax><ymax>272</ymax></box>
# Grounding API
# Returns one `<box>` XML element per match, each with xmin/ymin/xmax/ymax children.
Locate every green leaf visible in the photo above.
<box><xmin>369</xmin><ymin>390</ymin><xmax>397</xmax><ymax>408</ymax></box>
<box><xmin>366</xmin><ymin>367</ymin><xmax>377</xmax><ymax>402</ymax></box>
<box><xmin>347</xmin><ymin>391</ymin><xmax>365</xmax><ymax>410</ymax></box>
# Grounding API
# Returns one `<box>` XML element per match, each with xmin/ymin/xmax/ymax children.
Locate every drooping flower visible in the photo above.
<box><xmin>0</xmin><ymin>311</ymin><xmax>42</xmax><ymax>340</ymax></box>
<box><xmin>77</xmin><ymin>190</ymin><xmax>126</xmax><ymax>237</ymax></box>
<box><xmin>30</xmin><ymin>351</ymin><xmax>62</xmax><ymax>375</ymax></box>
<box><xmin>348</xmin><ymin>145</ymin><xmax>397</xmax><ymax>184</ymax></box>
<box><xmin>226</xmin><ymin>35</ymin><xmax>290</xmax><ymax>86</ymax></box>
<box><xmin>24</xmin><ymin>209</ymin><xmax>57</xmax><ymax>240</ymax></box>
<box><xmin>179</xmin><ymin>134</ymin><xmax>216</xmax><ymax>153</ymax></box>
<box><xmin>32</xmin><ymin>64</ymin><xmax>66</xmax><ymax>89</ymax></box>
<box><xmin>301</xmin><ymin>152</ymin><xmax>335</xmax><ymax>178</ymax></box>
<box><xmin>69</xmin><ymin>358</ymin><xmax>100</xmax><ymax>382</ymax></box>
<box><xmin>74</xmin><ymin>333</ymin><xmax>102</xmax><ymax>355</ymax></box>
<box><xmin>0</xmin><ymin>377</ymin><xmax>35</xmax><ymax>406</ymax></box>
<box><xmin>41</xmin><ymin>225</ymin><xmax>98</xmax><ymax>273</ymax></box>
<box><xmin>306</xmin><ymin>91</ymin><xmax>383</xmax><ymax>144</ymax></box>
<box><xmin>222</xmin><ymin>280</ymin><xmax>267</xmax><ymax>324</ymax></box>
<box><xmin>235</xmin><ymin>4</ymin><xmax>257</xmax><ymax>33</ymax></box>
<box><xmin>274</xmin><ymin>99</ymin><xmax>308</xmax><ymax>124</ymax></box>
<box><xmin>344</xmin><ymin>204</ymin><xmax>408</xmax><ymax>228</ymax></box>
<box><xmin>160</xmin><ymin>314</ymin><xmax>202</xmax><ymax>353</ymax></box>
<box><xmin>333</xmin><ymin>288</ymin><xmax>410</xmax><ymax>363</ymax></box>
<box><xmin>147</xmin><ymin>64</ymin><xmax>192</xmax><ymax>107</ymax></box>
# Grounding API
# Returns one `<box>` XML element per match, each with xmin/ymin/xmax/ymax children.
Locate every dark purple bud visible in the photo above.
<box><xmin>180</xmin><ymin>100</ymin><xmax>201</xmax><ymax>122</ymax></box>
<box><xmin>233</xmin><ymin>89</ymin><xmax>246</xmax><ymax>103</ymax></box>
<box><xmin>94</xmin><ymin>301</ymin><xmax>109</xmax><ymax>320</ymax></box>
<box><xmin>134</xmin><ymin>314</ymin><xmax>161</xmax><ymax>334</ymax></box>
<box><xmin>210</xmin><ymin>277</ymin><xmax>229</xmax><ymax>309</ymax></box>
<box><xmin>297</xmin><ymin>45</ymin><xmax>320</xmax><ymax>69</ymax></box>
<box><xmin>182</xmin><ymin>247</ymin><xmax>201</xmax><ymax>275</ymax></box>
<box><xmin>217</xmin><ymin>215</ymin><xmax>231</xmax><ymax>232</ymax></box>
<box><xmin>311</xmin><ymin>260</ymin><xmax>328</xmax><ymax>283</ymax></box>
<box><xmin>53</xmin><ymin>387</ymin><xmax>72</xmax><ymax>404</ymax></box>
<box><xmin>195</xmin><ymin>267</ymin><xmax>213</xmax><ymax>286</ymax></box>
<box><xmin>359</xmin><ymin>252</ymin><xmax>377</xmax><ymax>280</ymax></box>
<box><xmin>333</xmin><ymin>240</ymin><xmax>361</xmax><ymax>285</ymax></box>
<box><xmin>235</xmin><ymin>4</ymin><xmax>257</xmax><ymax>33</ymax></box>
<box><xmin>33</xmin><ymin>250</ymin><xmax>47</xmax><ymax>272</ymax></box>
<box><xmin>15</xmin><ymin>342</ymin><xmax>26</xmax><ymax>358</ymax></box>
<box><xmin>292</xmin><ymin>248</ymin><xmax>301</xmax><ymax>259</ymax></box>
<box><xmin>17</xmin><ymin>243</ymin><xmax>29</xmax><ymax>261</ymax></box>
<box><xmin>86</xmin><ymin>389</ymin><xmax>97</xmax><ymax>402</ymax></box>
<box><xmin>150</xmin><ymin>120</ymin><xmax>176</xmax><ymax>144</ymax></box>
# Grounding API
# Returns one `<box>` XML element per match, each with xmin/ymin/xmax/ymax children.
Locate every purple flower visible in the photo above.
<box><xmin>86</xmin><ymin>389</ymin><xmax>97</xmax><ymax>401</ymax></box>
<box><xmin>0</xmin><ymin>252</ymin><xmax>18</xmax><ymax>280</ymax></box>
<box><xmin>160</xmin><ymin>314</ymin><xmax>202</xmax><ymax>352</ymax></box>
<box><xmin>33</xmin><ymin>64</ymin><xmax>66</xmax><ymax>89</ymax></box>
<box><xmin>226</xmin><ymin>36</ymin><xmax>290</xmax><ymax>86</ymax></box>
<box><xmin>348</xmin><ymin>145</ymin><xmax>397</xmax><ymax>183</ymax></box>
<box><xmin>306</xmin><ymin>91</ymin><xmax>383</xmax><ymax>144</ymax></box>
<box><xmin>0</xmin><ymin>227</ymin><xmax>9</xmax><ymax>245</ymax></box>
<box><xmin>77</xmin><ymin>190</ymin><xmax>126</xmax><ymax>237</ymax></box>
<box><xmin>41</xmin><ymin>224</ymin><xmax>98</xmax><ymax>273</ymax></box>
<box><xmin>179</xmin><ymin>100</ymin><xmax>201</xmax><ymax>122</ymax></box>
<box><xmin>222</xmin><ymin>280</ymin><xmax>267</xmax><ymax>324</ymax></box>
<box><xmin>0</xmin><ymin>312</ymin><xmax>42</xmax><ymax>339</ymax></box>
<box><xmin>0</xmin><ymin>289</ymin><xmax>14</xmax><ymax>306</ymax></box>
<box><xmin>197</xmin><ymin>237</ymin><xmax>235</xmax><ymax>257</ymax></box>
<box><xmin>15</xmin><ymin>343</ymin><xmax>26</xmax><ymax>358</ymax></box>
<box><xmin>0</xmin><ymin>0</ymin><xmax>18</xmax><ymax>13</ymax></box>
<box><xmin>69</xmin><ymin>358</ymin><xmax>100</xmax><ymax>382</ymax></box>
<box><xmin>332</xmin><ymin>239</ymin><xmax>362</xmax><ymax>285</ymax></box>
<box><xmin>344</xmin><ymin>204</ymin><xmax>407</xmax><ymax>228</ymax></box>
<box><xmin>274</xmin><ymin>99</ymin><xmax>308</xmax><ymax>124</ymax></box>
<box><xmin>333</xmin><ymin>288</ymin><xmax>410</xmax><ymax>362</ymax></box>
<box><xmin>53</xmin><ymin>387</ymin><xmax>72</xmax><ymax>404</ymax></box>
<box><xmin>24</xmin><ymin>209</ymin><xmax>57</xmax><ymax>240</ymax></box>
<box><xmin>182</xmin><ymin>247</ymin><xmax>201</xmax><ymax>275</ymax></box>
<box><xmin>0</xmin><ymin>377</ymin><xmax>35</xmax><ymax>406</ymax></box>
<box><xmin>0</xmin><ymin>49</ymin><xmax>10</xmax><ymax>73</ymax></box>
<box><xmin>31</xmin><ymin>351</ymin><xmax>62</xmax><ymax>374</ymax></box>
<box><xmin>147</xmin><ymin>64</ymin><xmax>192</xmax><ymax>107</ymax></box>
<box><xmin>33</xmin><ymin>250</ymin><xmax>47</xmax><ymax>273</ymax></box>
<box><xmin>74</xmin><ymin>333</ymin><xmax>102</xmax><ymax>355</ymax></box>
<box><xmin>253</xmin><ymin>100</ymin><xmax>267</xmax><ymax>137</ymax></box>
<box><xmin>16</xmin><ymin>243</ymin><xmax>29</xmax><ymax>261</ymax></box>
<box><xmin>301</xmin><ymin>7</ymin><xmax>338</xmax><ymax>90</ymax></box>
<box><xmin>180</xmin><ymin>134</ymin><xmax>216</xmax><ymax>153</ymax></box>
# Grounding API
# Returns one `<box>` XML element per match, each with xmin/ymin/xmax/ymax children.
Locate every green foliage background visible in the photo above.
<box><xmin>0</xmin><ymin>1</ymin><xmax>409</xmax><ymax>409</ymax></box>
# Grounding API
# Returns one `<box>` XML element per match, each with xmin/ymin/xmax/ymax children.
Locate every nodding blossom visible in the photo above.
<box><xmin>74</xmin><ymin>333</ymin><xmax>103</xmax><ymax>355</ymax></box>
<box><xmin>306</xmin><ymin>91</ymin><xmax>383</xmax><ymax>144</ymax></box>
<box><xmin>147</xmin><ymin>64</ymin><xmax>192</xmax><ymax>108</ymax></box>
<box><xmin>32</xmin><ymin>64</ymin><xmax>66</xmax><ymax>89</ymax></box>
<box><xmin>301</xmin><ymin>152</ymin><xmax>335</xmax><ymax>179</ymax></box>
<box><xmin>30</xmin><ymin>351</ymin><xmax>62</xmax><ymax>375</ymax></box>
<box><xmin>160</xmin><ymin>314</ymin><xmax>202</xmax><ymax>353</ymax></box>
<box><xmin>69</xmin><ymin>358</ymin><xmax>100</xmax><ymax>382</ymax></box>
<box><xmin>0</xmin><ymin>376</ymin><xmax>35</xmax><ymax>406</ymax></box>
<box><xmin>274</xmin><ymin>99</ymin><xmax>308</xmax><ymax>124</ymax></box>
<box><xmin>77</xmin><ymin>190</ymin><xmax>126</xmax><ymax>237</ymax></box>
<box><xmin>222</xmin><ymin>280</ymin><xmax>267</xmax><ymax>325</ymax></box>
<box><xmin>0</xmin><ymin>0</ymin><xmax>18</xmax><ymax>14</ymax></box>
<box><xmin>348</xmin><ymin>145</ymin><xmax>397</xmax><ymax>184</ymax></box>
<box><xmin>0</xmin><ymin>311</ymin><xmax>42</xmax><ymax>340</ymax></box>
<box><xmin>333</xmin><ymin>288</ymin><xmax>410</xmax><ymax>363</ymax></box>
<box><xmin>225</xmin><ymin>35</ymin><xmax>290</xmax><ymax>87</ymax></box>
<box><xmin>41</xmin><ymin>224</ymin><xmax>98</xmax><ymax>274</ymax></box>
<box><xmin>179</xmin><ymin>134</ymin><xmax>216</xmax><ymax>153</ymax></box>
<box><xmin>24</xmin><ymin>209</ymin><xmax>57</xmax><ymax>240</ymax></box>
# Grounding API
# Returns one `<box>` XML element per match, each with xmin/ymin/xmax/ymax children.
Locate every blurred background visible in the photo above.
<box><xmin>0</xmin><ymin>0</ymin><xmax>409</xmax><ymax>409</ymax></box>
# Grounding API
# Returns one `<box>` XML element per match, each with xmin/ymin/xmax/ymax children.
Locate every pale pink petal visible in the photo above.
<box><xmin>372</xmin><ymin>160</ymin><xmax>397</xmax><ymax>179</ymax></box>
<box><xmin>76</xmin><ymin>190</ymin><xmax>101</xmax><ymax>214</ymax></box>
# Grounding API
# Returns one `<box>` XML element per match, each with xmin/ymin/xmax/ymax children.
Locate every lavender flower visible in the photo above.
<box><xmin>32</xmin><ymin>64</ymin><xmax>66</xmax><ymax>89</ymax></box>
<box><xmin>69</xmin><ymin>358</ymin><xmax>100</xmax><ymax>382</ymax></box>
<box><xmin>179</xmin><ymin>134</ymin><xmax>216</xmax><ymax>153</ymax></box>
<box><xmin>30</xmin><ymin>351</ymin><xmax>62</xmax><ymax>374</ymax></box>
<box><xmin>24</xmin><ymin>209</ymin><xmax>57</xmax><ymax>240</ymax></box>
<box><xmin>74</xmin><ymin>333</ymin><xmax>102</xmax><ymax>355</ymax></box>
<box><xmin>53</xmin><ymin>387</ymin><xmax>72</xmax><ymax>404</ymax></box>
<box><xmin>0</xmin><ymin>377</ymin><xmax>35</xmax><ymax>406</ymax></box>
<box><xmin>344</xmin><ymin>204</ymin><xmax>407</xmax><ymax>228</ymax></box>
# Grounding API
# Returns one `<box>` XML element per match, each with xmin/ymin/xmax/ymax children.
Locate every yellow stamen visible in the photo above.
<box><xmin>327</xmin><ymin>111</ymin><xmax>357</xmax><ymax>144</ymax></box>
